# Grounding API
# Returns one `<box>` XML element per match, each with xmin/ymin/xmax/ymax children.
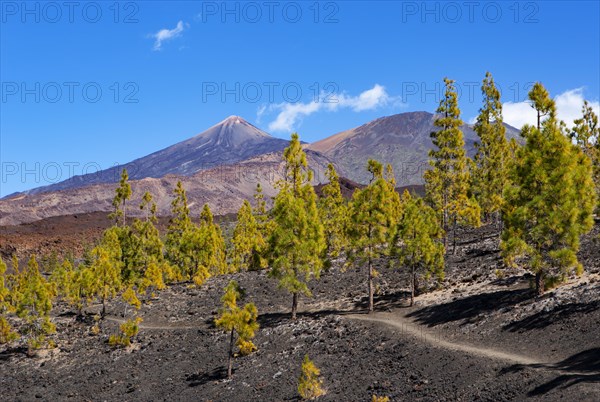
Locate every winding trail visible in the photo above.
<box><xmin>347</xmin><ymin>312</ymin><xmax>542</xmax><ymax>365</ymax></box>
<box><xmin>347</xmin><ymin>312</ymin><xmax>600</xmax><ymax>377</ymax></box>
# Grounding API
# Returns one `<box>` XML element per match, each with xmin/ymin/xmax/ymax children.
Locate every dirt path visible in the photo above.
<box><xmin>347</xmin><ymin>312</ymin><xmax>600</xmax><ymax>377</ymax></box>
<box><xmin>348</xmin><ymin>312</ymin><xmax>548</xmax><ymax>364</ymax></box>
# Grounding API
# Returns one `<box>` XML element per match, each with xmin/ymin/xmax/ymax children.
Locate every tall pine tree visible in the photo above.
<box><xmin>347</xmin><ymin>160</ymin><xmax>400</xmax><ymax>312</ymax></box>
<box><xmin>502</xmin><ymin>83</ymin><xmax>597</xmax><ymax>294</ymax></box>
<box><xmin>165</xmin><ymin>181</ymin><xmax>192</xmax><ymax>279</ymax></box>
<box><xmin>232</xmin><ymin>200</ymin><xmax>265</xmax><ymax>272</ymax></box>
<box><xmin>110</xmin><ymin>169</ymin><xmax>132</xmax><ymax>227</ymax></box>
<box><xmin>391</xmin><ymin>191</ymin><xmax>444</xmax><ymax>306</ymax></box>
<box><xmin>268</xmin><ymin>133</ymin><xmax>326</xmax><ymax>320</ymax></box>
<box><xmin>424</xmin><ymin>78</ymin><xmax>480</xmax><ymax>253</ymax></box>
<box><xmin>570</xmin><ymin>100</ymin><xmax>600</xmax><ymax>211</ymax></box>
<box><xmin>472</xmin><ymin>72</ymin><xmax>510</xmax><ymax>226</ymax></box>
<box><xmin>318</xmin><ymin>163</ymin><xmax>348</xmax><ymax>267</ymax></box>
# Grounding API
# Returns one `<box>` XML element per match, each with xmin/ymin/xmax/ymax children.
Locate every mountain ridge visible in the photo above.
<box><xmin>17</xmin><ymin>116</ymin><xmax>290</xmax><ymax>197</ymax></box>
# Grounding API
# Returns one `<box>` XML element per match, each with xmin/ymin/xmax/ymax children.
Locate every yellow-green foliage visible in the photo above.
<box><xmin>140</xmin><ymin>261</ymin><xmax>167</xmax><ymax>293</ymax></box>
<box><xmin>318</xmin><ymin>164</ymin><xmax>349</xmax><ymax>265</ymax></box>
<box><xmin>347</xmin><ymin>160</ymin><xmax>401</xmax><ymax>311</ymax></box>
<box><xmin>471</xmin><ymin>72</ymin><xmax>510</xmax><ymax>222</ymax></box>
<box><xmin>298</xmin><ymin>355</ymin><xmax>324</xmax><ymax>400</ymax></box>
<box><xmin>237</xmin><ymin>338</ymin><xmax>257</xmax><ymax>356</ymax></box>
<box><xmin>15</xmin><ymin>256</ymin><xmax>56</xmax><ymax>350</ymax></box>
<box><xmin>372</xmin><ymin>396</ymin><xmax>390</xmax><ymax>402</ymax></box>
<box><xmin>268</xmin><ymin>133</ymin><xmax>326</xmax><ymax>318</ymax></box>
<box><xmin>0</xmin><ymin>316</ymin><xmax>18</xmax><ymax>344</ymax></box>
<box><xmin>424</xmin><ymin>78</ymin><xmax>480</xmax><ymax>249</ymax></box>
<box><xmin>570</xmin><ymin>100</ymin><xmax>600</xmax><ymax>211</ymax></box>
<box><xmin>231</xmin><ymin>200</ymin><xmax>266</xmax><ymax>272</ymax></box>
<box><xmin>109</xmin><ymin>317</ymin><xmax>142</xmax><ymax>347</ymax></box>
<box><xmin>122</xmin><ymin>286</ymin><xmax>141</xmax><ymax>310</ymax></box>
<box><xmin>502</xmin><ymin>83</ymin><xmax>597</xmax><ymax>294</ymax></box>
<box><xmin>250</xmin><ymin>183</ymin><xmax>271</xmax><ymax>270</ymax></box>
<box><xmin>215</xmin><ymin>281</ymin><xmax>259</xmax><ymax>376</ymax></box>
<box><xmin>391</xmin><ymin>191</ymin><xmax>445</xmax><ymax>305</ymax></box>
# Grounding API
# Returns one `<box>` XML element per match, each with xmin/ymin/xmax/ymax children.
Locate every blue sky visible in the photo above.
<box><xmin>1</xmin><ymin>0</ymin><xmax>599</xmax><ymax>196</ymax></box>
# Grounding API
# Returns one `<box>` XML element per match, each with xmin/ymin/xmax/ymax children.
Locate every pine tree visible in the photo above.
<box><xmin>232</xmin><ymin>200</ymin><xmax>265</xmax><ymax>272</ymax></box>
<box><xmin>347</xmin><ymin>160</ymin><xmax>400</xmax><ymax>313</ymax></box>
<box><xmin>391</xmin><ymin>191</ymin><xmax>445</xmax><ymax>306</ymax></box>
<box><xmin>214</xmin><ymin>280</ymin><xmax>259</xmax><ymax>379</ymax></box>
<box><xmin>318</xmin><ymin>163</ymin><xmax>348</xmax><ymax>267</ymax></box>
<box><xmin>298</xmin><ymin>355</ymin><xmax>324</xmax><ymax>400</ymax></box>
<box><xmin>50</xmin><ymin>259</ymin><xmax>92</xmax><ymax>316</ymax></box>
<box><xmin>89</xmin><ymin>228</ymin><xmax>123</xmax><ymax>317</ymax></box>
<box><xmin>502</xmin><ymin>83</ymin><xmax>597</xmax><ymax>295</ymax></box>
<box><xmin>424</xmin><ymin>78</ymin><xmax>480</xmax><ymax>253</ymax></box>
<box><xmin>16</xmin><ymin>255</ymin><xmax>56</xmax><ymax>350</ymax></box>
<box><xmin>198</xmin><ymin>204</ymin><xmax>228</xmax><ymax>275</ymax></box>
<box><xmin>472</xmin><ymin>72</ymin><xmax>510</xmax><ymax>226</ymax></box>
<box><xmin>0</xmin><ymin>257</ymin><xmax>18</xmax><ymax>344</ymax></box>
<box><xmin>165</xmin><ymin>181</ymin><xmax>193</xmax><ymax>279</ymax></box>
<box><xmin>250</xmin><ymin>183</ymin><xmax>270</xmax><ymax>270</ymax></box>
<box><xmin>570</xmin><ymin>100</ymin><xmax>600</xmax><ymax>210</ymax></box>
<box><xmin>131</xmin><ymin>192</ymin><xmax>166</xmax><ymax>286</ymax></box>
<box><xmin>110</xmin><ymin>169</ymin><xmax>132</xmax><ymax>227</ymax></box>
<box><xmin>267</xmin><ymin>133</ymin><xmax>326</xmax><ymax>320</ymax></box>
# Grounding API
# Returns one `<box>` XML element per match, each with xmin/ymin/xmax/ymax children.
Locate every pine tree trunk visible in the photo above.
<box><xmin>410</xmin><ymin>265</ymin><xmax>415</xmax><ymax>307</ymax></box>
<box><xmin>368</xmin><ymin>256</ymin><xmax>374</xmax><ymax>313</ymax></box>
<box><xmin>291</xmin><ymin>292</ymin><xmax>298</xmax><ymax>320</ymax></box>
<box><xmin>102</xmin><ymin>297</ymin><xmax>106</xmax><ymax>318</ymax></box>
<box><xmin>227</xmin><ymin>329</ymin><xmax>234</xmax><ymax>378</ymax></box>
<box><xmin>535</xmin><ymin>271</ymin><xmax>545</xmax><ymax>295</ymax></box>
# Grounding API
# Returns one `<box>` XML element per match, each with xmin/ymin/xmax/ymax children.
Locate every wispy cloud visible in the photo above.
<box><xmin>150</xmin><ymin>21</ymin><xmax>187</xmax><ymax>51</ymax></box>
<box><xmin>263</xmin><ymin>84</ymin><xmax>402</xmax><ymax>133</ymax></box>
<box><xmin>502</xmin><ymin>88</ymin><xmax>600</xmax><ymax>129</ymax></box>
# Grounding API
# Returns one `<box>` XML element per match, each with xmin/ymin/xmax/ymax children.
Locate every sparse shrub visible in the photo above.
<box><xmin>494</xmin><ymin>269</ymin><xmax>505</xmax><ymax>279</ymax></box>
<box><xmin>90</xmin><ymin>324</ymin><xmax>100</xmax><ymax>335</ymax></box>
<box><xmin>0</xmin><ymin>316</ymin><xmax>18</xmax><ymax>344</ymax></box>
<box><xmin>108</xmin><ymin>333</ymin><xmax>130</xmax><ymax>347</ymax></box>
<box><xmin>298</xmin><ymin>355</ymin><xmax>324</xmax><ymax>400</ymax></box>
<box><xmin>120</xmin><ymin>317</ymin><xmax>142</xmax><ymax>338</ymax></box>
<box><xmin>372</xmin><ymin>396</ymin><xmax>390</xmax><ymax>402</ymax></box>
<box><xmin>109</xmin><ymin>317</ymin><xmax>142</xmax><ymax>348</ymax></box>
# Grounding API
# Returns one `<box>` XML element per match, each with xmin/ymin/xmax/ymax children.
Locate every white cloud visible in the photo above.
<box><xmin>502</xmin><ymin>88</ymin><xmax>599</xmax><ymax>129</ymax></box>
<box><xmin>555</xmin><ymin>89</ymin><xmax>600</xmax><ymax>128</ymax></box>
<box><xmin>151</xmin><ymin>21</ymin><xmax>186</xmax><ymax>51</ymax></box>
<box><xmin>264</xmin><ymin>84</ymin><xmax>402</xmax><ymax>133</ymax></box>
<box><xmin>502</xmin><ymin>101</ymin><xmax>538</xmax><ymax>129</ymax></box>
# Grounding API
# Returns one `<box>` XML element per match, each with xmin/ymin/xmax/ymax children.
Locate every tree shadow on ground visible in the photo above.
<box><xmin>490</xmin><ymin>274</ymin><xmax>531</xmax><ymax>287</ymax></box>
<box><xmin>503</xmin><ymin>301</ymin><xmax>600</xmax><ymax>332</ymax></box>
<box><xmin>0</xmin><ymin>346</ymin><xmax>27</xmax><ymax>361</ymax></box>
<box><xmin>258</xmin><ymin>308</ymin><xmax>356</xmax><ymax>329</ymax></box>
<box><xmin>407</xmin><ymin>287</ymin><xmax>533</xmax><ymax>327</ymax></box>
<box><xmin>500</xmin><ymin>348</ymin><xmax>600</xmax><ymax>396</ymax></box>
<box><xmin>352</xmin><ymin>290</ymin><xmax>411</xmax><ymax>311</ymax></box>
<box><xmin>186</xmin><ymin>367</ymin><xmax>228</xmax><ymax>387</ymax></box>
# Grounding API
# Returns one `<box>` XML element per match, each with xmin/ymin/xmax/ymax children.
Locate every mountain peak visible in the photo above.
<box><xmin>220</xmin><ymin>115</ymin><xmax>245</xmax><ymax>125</ymax></box>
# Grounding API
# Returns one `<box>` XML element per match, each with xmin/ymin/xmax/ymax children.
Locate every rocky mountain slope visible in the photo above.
<box><xmin>16</xmin><ymin>116</ymin><xmax>290</xmax><ymax>196</ymax></box>
<box><xmin>308</xmin><ymin>111</ymin><xmax>520</xmax><ymax>185</ymax></box>
<box><xmin>0</xmin><ymin>151</ymin><xmax>333</xmax><ymax>226</ymax></box>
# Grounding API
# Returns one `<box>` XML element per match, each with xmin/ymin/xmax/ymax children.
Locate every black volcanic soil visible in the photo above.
<box><xmin>1</xmin><ymin>224</ymin><xmax>599</xmax><ymax>401</ymax></box>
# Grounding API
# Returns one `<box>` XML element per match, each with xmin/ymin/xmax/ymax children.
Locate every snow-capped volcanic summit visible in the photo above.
<box><xmin>18</xmin><ymin>116</ymin><xmax>290</xmax><ymax>196</ymax></box>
